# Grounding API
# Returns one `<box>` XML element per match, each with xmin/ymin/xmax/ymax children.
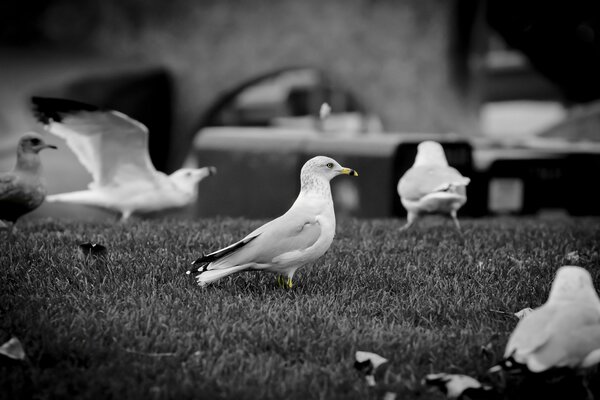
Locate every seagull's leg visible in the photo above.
<box><xmin>450</xmin><ymin>210</ymin><xmax>462</xmax><ymax>233</ymax></box>
<box><xmin>287</xmin><ymin>277</ymin><xmax>293</xmax><ymax>289</ymax></box>
<box><xmin>276</xmin><ymin>275</ymin><xmax>284</xmax><ymax>287</ymax></box>
<box><xmin>399</xmin><ymin>211</ymin><xmax>417</xmax><ymax>231</ymax></box>
<box><xmin>120</xmin><ymin>211</ymin><xmax>132</xmax><ymax>223</ymax></box>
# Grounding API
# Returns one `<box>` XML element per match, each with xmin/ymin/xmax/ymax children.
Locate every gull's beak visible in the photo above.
<box><xmin>44</xmin><ymin>144</ymin><xmax>58</xmax><ymax>150</ymax></box>
<box><xmin>340</xmin><ymin>167</ymin><xmax>358</xmax><ymax>177</ymax></box>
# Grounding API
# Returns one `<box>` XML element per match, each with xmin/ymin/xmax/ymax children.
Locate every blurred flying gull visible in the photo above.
<box><xmin>188</xmin><ymin>156</ymin><xmax>358</xmax><ymax>288</ymax></box>
<box><xmin>31</xmin><ymin>97</ymin><xmax>216</xmax><ymax>221</ymax></box>
<box><xmin>397</xmin><ymin>141</ymin><xmax>470</xmax><ymax>231</ymax></box>
<box><xmin>0</xmin><ymin>133</ymin><xmax>56</xmax><ymax>231</ymax></box>
<box><xmin>490</xmin><ymin>266</ymin><xmax>600</xmax><ymax>374</ymax></box>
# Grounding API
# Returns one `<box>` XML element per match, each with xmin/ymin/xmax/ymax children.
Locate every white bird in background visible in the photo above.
<box><xmin>31</xmin><ymin>97</ymin><xmax>216</xmax><ymax>221</ymax></box>
<box><xmin>397</xmin><ymin>141</ymin><xmax>470</xmax><ymax>231</ymax></box>
<box><xmin>0</xmin><ymin>133</ymin><xmax>56</xmax><ymax>231</ymax></box>
<box><xmin>188</xmin><ymin>156</ymin><xmax>358</xmax><ymax>288</ymax></box>
<box><xmin>492</xmin><ymin>266</ymin><xmax>600</xmax><ymax>374</ymax></box>
<box><xmin>423</xmin><ymin>373</ymin><xmax>496</xmax><ymax>400</ymax></box>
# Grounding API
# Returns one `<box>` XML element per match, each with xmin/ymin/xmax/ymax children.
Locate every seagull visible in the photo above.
<box><xmin>397</xmin><ymin>141</ymin><xmax>470</xmax><ymax>231</ymax></box>
<box><xmin>423</xmin><ymin>373</ymin><xmax>496</xmax><ymax>400</ymax></box>
<box><xmin>490</xmin><ymin>266</ymin><xmax>600</xmax><ymax>374</ymax></box>
<box><xmin>0</xmin><ymin>133</ymin><xmax>56</xmax><ymax>231</ymax></box>
<box><xmin>31</xmin><ymin>96</ymin><xmax>217</xmax><ymax>221</ymax></box>
<box><xmin>188</xmin><ymin>156</ymin><xmax>358</xmax><ymax>288</ymax></box>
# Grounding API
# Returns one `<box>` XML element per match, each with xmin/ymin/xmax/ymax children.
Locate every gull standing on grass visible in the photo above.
<box><xmin>397</xmin><ymin>141</ymin><xmax>470</xmax><ymax>231</ymax></box>
<box><xmin>0</xmin><ymin>133</ymin><xmax>56</xmax><ymax>232</ymax></box>
<box><xmin>188</xmin><ymin>156</ymin><xmax>358</xmax><ymax>288</ymax></box>
<box><xmin>491</xmin><ymin>266</ymin><xmax>600</xmax><ymax>374</ymax></box>
<box><xmin>31</xmin><ymin>97</ymin><xmax>216</xmax><ymax>221</ymax></box>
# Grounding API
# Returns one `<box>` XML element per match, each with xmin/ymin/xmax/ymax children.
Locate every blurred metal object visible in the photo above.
<box><xmin>192</xmin><ymin>127</ymin><xmax>473</xmax><ymax>218</ymax></box>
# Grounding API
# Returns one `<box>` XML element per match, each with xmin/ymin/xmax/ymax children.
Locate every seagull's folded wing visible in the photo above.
<box><xmin>0</xmin><ymin>175</ymin><xmax>19</xmax><ymax>200</ymax></box>
<box><xmin>206</xmin><ymin>209</ymin><xmax>323</xmax><ymax>271</ymax></box>
<box><xmin>507</xmin><ymin>304</ymin><xmax>600</xmax><ymax>371</ymax></box>
<box><xmin>398</xmin><ymin>165</ymin><xmax>469</xmax><ymax>201</ymax></box>
<box><xmin>31</xmin><ymin>97</ymin><xmax>160</xmax><ymax>190</ymax></box>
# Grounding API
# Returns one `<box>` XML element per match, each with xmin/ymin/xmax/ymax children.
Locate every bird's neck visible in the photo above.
<box><xmin>15</xmin><ymin>151</ymin><xmax>42</xmax><ymax>174</ymax></box>
<box><xmin>299</xmin><ymin>174</ymin><xmax>332</xmax><ymax>199</ymax></box>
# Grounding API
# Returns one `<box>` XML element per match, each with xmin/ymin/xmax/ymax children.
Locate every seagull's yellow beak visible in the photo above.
<box><xmin>340</xmin><ymin>167</ymin><xmax>358</xmax><ymax>177</ymax></box>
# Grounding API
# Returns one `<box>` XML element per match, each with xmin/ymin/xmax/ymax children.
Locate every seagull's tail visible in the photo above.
<box><xmin>46</xmin><ymin>191</ymin><xmax>110</xmax><ymax>207</ymax></box>
<box><xmin>194</xmin><ymin>265</ymin><xmax>249</xmax><ymax>287</ymax></box>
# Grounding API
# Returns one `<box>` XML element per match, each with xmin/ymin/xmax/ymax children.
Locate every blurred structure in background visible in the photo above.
<box><xmin>0</xmin><ymin>0</ymin><xmax>599</xmax><ymax>220</ymax></box>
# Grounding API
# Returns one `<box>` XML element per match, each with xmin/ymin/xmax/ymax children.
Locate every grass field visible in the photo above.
<box><xmin>1</xmin><ymin>216</ymin><xmax>600</xmax><ymax>399</ymax></box>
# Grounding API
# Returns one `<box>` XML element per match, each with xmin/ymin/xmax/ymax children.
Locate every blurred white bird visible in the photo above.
<box><xmin>0</xmin><ymin>133</ymin><xmax>56</xmax><ymax>231</ymax></box>
<box><xmin>397</xmin><ymin>141</ymin><xmax>470</xmax><ymax>231</ymax></box>
<box><xmin>491</xmin><ymin>266</ymin><xmax>600</xmax><ymax>374</ymax></box>
<box><xmin>354</xmin><ymin>350</ymin><xmax>390</xmax><ymax>387</ymax></box>
<box><xmin>319</xmin><ymin>102</ymin><xmax>332</xmax><ymax>120</ymax></box>
<box><xmin>188</xmin><ymin>156</ymin><xmax>358</xmax><ymax>288</ymax></box>
<box><xmin>31</xmin><ymin>97</ymin><xmax>216</xmax><ymax>221</ymax></box>
<box><xmin>424</xmin><ymin>373</ymin><xmax>496</xmax><ymax>399</ymax></box>
<box><xmin>0</xmin><ymin>337</ymin><xmax>26</xmax><ymax>360</ymax></box>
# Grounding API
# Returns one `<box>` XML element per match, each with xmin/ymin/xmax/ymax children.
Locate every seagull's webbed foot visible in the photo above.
<box><xmin>276</xmin><ymin>275</ymin><xmax>294</xmax><ymax>289</ymax></box>
<box><xmin>399</xmin><ymin>212</ymin><xmax>417</xmax><ymax>232</ymax></box>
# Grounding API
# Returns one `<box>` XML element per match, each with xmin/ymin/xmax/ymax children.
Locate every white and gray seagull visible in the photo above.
<box><xmin>31</xmin><ymin>97</ymin><xmax>216</xmax><ymax>221</ymax></box>
<box><xmin>491</xmin><ymin>266</ymin><xmax>600</xmax><ymax>374</ymax></box>
<box><xmin>397</xmin><ymin>141</ymin><xmax>470</xmax><ymax>231</ymax></box>
<box><xmin>188</xmin><ymin>156</ymin><xmax>358</xmax><ymax>288</ymax></box>
<box><xmin>0</xmin><ymin>133</ymin><xmax>56</xmax><ymax>232</ymax></box>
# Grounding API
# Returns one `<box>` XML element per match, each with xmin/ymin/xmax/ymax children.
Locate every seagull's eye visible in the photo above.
<box><xmin>326</xmin><ymin>163</ymin><xmax>334</xmax><ymax>169</ymax></box>
<box><xmin>30</xmin><ymin>138</ymin><xmax>41</xmax><ymax>145</ymax></box>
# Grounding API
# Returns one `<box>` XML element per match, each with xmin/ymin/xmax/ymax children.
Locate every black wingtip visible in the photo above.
<box><xmin>31</xmin><ymin>96</ymin><xmax>101</xmax><ymax>124</ymax></box>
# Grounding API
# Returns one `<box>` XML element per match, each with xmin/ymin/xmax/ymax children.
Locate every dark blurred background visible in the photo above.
<box><xmin>1</xmin><ymin>0</ymin><xmax>599</xmax><ymax>220</ymax></box>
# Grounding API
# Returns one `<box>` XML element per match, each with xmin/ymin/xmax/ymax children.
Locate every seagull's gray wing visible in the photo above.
<box><xmin>32</xmin><ymin>97</ymin><xmax>159</xmax><ymax>190</ymax></box>
<box><xmin>201</xmin><ymin>207</ymin><xmax>323</xmax><ymax>271</ymax></box>
<box><xmin>0</xmin><ymin>174</ymin><xmax>19</xmax><ymax>200</ymax></box>
<box><xmin>506</xmin><ymin>303</ymin><xmax>600</xmax><ymax>371</ymax></box>
<box><xmin>398</xmin><ymin>165</ymin><xmax>469</xmax><ymax>201</ymax></box>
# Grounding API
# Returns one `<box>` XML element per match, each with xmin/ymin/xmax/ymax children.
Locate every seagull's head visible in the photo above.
<box><xmin>18</xmin><ymin>133</ymin><xmax>57</xmax><ymax>154</ymax></box>
<box><xmin>301</xmin><ymin>156</ymin><xmax>358</xmax><ymax>182</ymax></box>
<box><xmin>548</xmin><ymin>265</ymin><xmax>600</xmax><ymax>305</ymax></box>
<box><xmin>169</xmin><ymin>167</ymin><xmax>217</xmax><ymax>192</ymax></box>
<box><xmin>414</xmin><ymin>141</ymin><xmax>448</xmax><ymax>167</ymax></box>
